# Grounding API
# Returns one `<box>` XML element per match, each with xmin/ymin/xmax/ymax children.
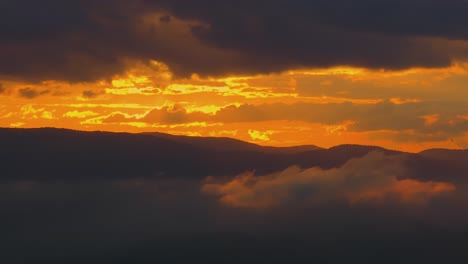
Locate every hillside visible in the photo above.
<box><xmin>0</xmin><ymin>128</ymin><xmax>466</xmax><ymax>184</ymax></box>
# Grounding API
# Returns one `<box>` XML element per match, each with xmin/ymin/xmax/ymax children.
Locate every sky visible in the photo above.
<box><xmin>2</xmin><ymin>2</ymin><xmax>468</xmax><ymax>261</ymax></box>
<box><xmin>1</xmin><ymin>0</ymin><xmax>468</xmax><ymax>152</ymax></box>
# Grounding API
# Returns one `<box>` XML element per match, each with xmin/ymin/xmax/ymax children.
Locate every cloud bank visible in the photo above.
<box><xmin>203</xmin><ymin>151</ymin><xmax>455</xmax><ymax>208</ymax></box>
<box><xmin>1</xmin><ymin>0</ymin><xmax>468</xmax><ymax>82</ymax></box>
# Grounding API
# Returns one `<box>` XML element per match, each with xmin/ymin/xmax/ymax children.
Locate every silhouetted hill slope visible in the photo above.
<box><xmin>141</xmin><ymin>132</ymin><xmax>322</xmax><ymax>154</ymax></box>
<box><xmin>420</xmin><ymin>149</ymin><xmax>468</xmax><ymax>162</ymax></box>
<box><xmin>2</xmin><ymin>128</ymin><xmax>468</xmax><ymax>264</ymax></box>
<box><xmin>0</xmin><ymin>128</ymin><xmax>467</xmax><ymax>183</ymax></box>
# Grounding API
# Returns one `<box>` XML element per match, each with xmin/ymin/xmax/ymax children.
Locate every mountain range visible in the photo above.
<box><xmin>2</xmin><ymin>127</ymin><xmax>468</xmax><ymax>263</ymax></box>
<box><xmin>1</xmin><ymin>127</ymin><xmax>467</xmax><ymax>184</ymax></box>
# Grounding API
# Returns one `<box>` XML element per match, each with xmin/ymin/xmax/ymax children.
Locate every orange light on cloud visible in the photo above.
<box><xmin>422</xmin><ymin>114</ymin><xmax>440</xmax><ymax>126</ymax></box>
<box><xmin>1</xmin><ymin>60</ymin><xmax>467</xmax><ymax>153</ymax></box>
<box><xmin>203</xmin><ymin>152</ymin><xmax>457</xmax><ymax>208</ymax></box>
<box><xmin>248</xmin><ymin>129</ymin><xmax>274</xmax><ymax>142</ymax></box>
<box><xmin>348</xmin><ymin>179</ymin><xmax>456</xmax><ymax>204</ymax></box>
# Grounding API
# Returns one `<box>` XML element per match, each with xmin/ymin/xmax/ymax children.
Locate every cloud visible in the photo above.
<box><xmin>142</xmin><ymin>104</ymin><xmax>192</xmax><ymax>124</ymax></box>
<box><xmin>203</xmin><ymin>151</ymin><xmax>455</xmax><ymax>208</ymax></box>
<box><xmin>97</xmin><ymin>100</ymin><xmax>468</xmax><ymax>142</ymax></box>
<box><xmin>156</xmin><ymin>0</ymin><xmax>468</xmax><ymax>71</ymax></box>
<box><xmin>159</xmin><ymin>15</ymin><xmax>171</xmax><ymax>24</ymax></box>
<box><xmin>157</xmin><ymin>0</ymin><xmax>468</xmax><ymax>40</ymax></box>
<box><xmin>1</xmin><ymin>0</ymin><xmax>468</xmax><ymax>82</ymax></box>
<box><xmin>248</xmin><ymin>129</ymin><xmax>273</xmax><ymax>142</ymax></box>
<box><xmin>216</xmin><ymin>101</ymin><xmax>468</xmax><ymax>140</ymax></box>
<box><xmin>82</xmin><ymin>90</ymin><xmax>100</xmax><ymax>99</ymax></box>
<box><xmin>0</xmin><ymin>83</ymin><xmax>5</xmax><ymax>94</ymax></box>
<box><xmin>101</xmin><ymin>104</ymin><xmax>210</xmax><ymax>125</ymax></box>
<box><xmin>0</xmin><ymin>1</ymin><xmax>242</xmax><ymax>82</ymax></box>
<box><xmin>18</xmin><ymin>87</ymin><xmax>50</xmax><ymax>99</ymax></box>
<box><xmin>63</xmin><ymin>110</ymin><xmax>99</xmax><ymax>119</ymax></box>
<box><xmin>1</xmin><ymin>174</ymin><xmax>465</xmax><ymax>263</ymax></box>
<box><xmin>221</xmin><ymin>101</ymin><xmax>467</xmax><ymax>136</ymax></box>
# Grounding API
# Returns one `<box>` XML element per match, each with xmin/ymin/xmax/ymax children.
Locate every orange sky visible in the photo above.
<box><xmin>2</xmin><ymin>4</ymin><xmax>468</xmax><ymax>153</ymax></box>
<box><xmin>1</xmin><ymin>61</ymin><xmax>468</xmax><ymax>152</ymax></box>
<box><xmin>2</xmin><ymin>1</ymin><xmax>468</xmax><ymax>153</ymax></box>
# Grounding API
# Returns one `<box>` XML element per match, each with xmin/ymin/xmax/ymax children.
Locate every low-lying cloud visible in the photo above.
<box><xmin>203</xmin><ymin>152</ymin><xmax>455</xmax><ymax>208</ymax></box>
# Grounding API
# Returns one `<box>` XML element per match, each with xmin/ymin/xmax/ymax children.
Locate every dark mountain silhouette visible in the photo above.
<box><xmin>420</xmin><ymin>148</ymin><xmax>468</xmax><ymax>162</ymax></box>
<box><xmin>141</xmin><ymin>132</ymin><xmax>322</xmax><ymax>154</ymax></box>
<box><xmin>0</xmin><ymin>127</ymin><xmax>466</xmax><ymax>183</ymax></box>
<box><xmin>2</xmin><ymin>127</ymin><xmax>468</xmax><ymax>264</ymax></box>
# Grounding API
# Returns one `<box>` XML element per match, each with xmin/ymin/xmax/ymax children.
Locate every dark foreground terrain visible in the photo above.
<box><xmin>1</xmin><ymin>128</ymin><xmax>467</xmax><ymax>263</ymax></box>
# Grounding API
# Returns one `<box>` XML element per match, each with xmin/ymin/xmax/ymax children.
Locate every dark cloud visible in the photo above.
<box><xmin>0</xmin><ymin>83</ymin><xmax>5</xmax><ymax>94</ymax></box>
<box><xmin>159</xmin><ymin>15</ymin><xmax>171</xmax><ymax>23</ymax></box>
<box><xmin>18</xmin><ymin>87</ymin><xmax>50</xmax><ymax>98</ymax></box>
<box><xmin>1</xmin><ymin>0</ymin><xmax>468</xmax><ymax>82</ymax></box>
<box><xmin>82</xmin><ymin>90</ymin><xmax>100</xmax><ymax>98</ymax></box>
<box><xmin>0</xmin><ymin>0</ymin><xmax>145</xmax><ymax>82</ymax></box>
<box><xmin>152</xmin><ymin>0</ymin><xmax>468</xmax><ymax>40</ymax></box>
<box><xmin>151</xmin><ymin>0</ymin><xmax>468</xmax><ymax>71</ymax></box>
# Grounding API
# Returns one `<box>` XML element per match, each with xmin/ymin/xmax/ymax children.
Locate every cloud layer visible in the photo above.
<box><xmin>1</xmin><ymin>0</ymin><xmax>468</xmax><ymax>82</ymax></box>
<box><xmin>98</xmin><ymin>100</ymin><xmax>468</xmax><ymax>143</ymax></box>
<box><xmin>203</xmin><ymin>151</ymin><xmax>455</xmax><ymax>208</ymax></box>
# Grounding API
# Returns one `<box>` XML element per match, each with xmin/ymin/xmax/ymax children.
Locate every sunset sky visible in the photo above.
<box><xmin>3</xmin><ymin>2</ymin><xmax>468</xmax><ymax>262</ymax></box>
<box><xmin>1</xmin><ymin>0</ymin><xmax>468</xmax><ymax>152</ymax></box>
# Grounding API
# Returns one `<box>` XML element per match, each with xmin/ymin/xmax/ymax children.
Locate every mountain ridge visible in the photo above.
<box><xmin>4</xmin><ymin>126</ymin><xmax>464</xmax><ymax>153</ymax></box>
<box><xmin>1</xmin><ymin>127</ymin><xmax>467</xmax><ymax>184</ymax></box>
